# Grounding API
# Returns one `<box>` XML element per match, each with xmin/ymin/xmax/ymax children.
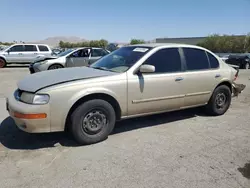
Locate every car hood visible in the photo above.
<box><xmin>17</xmin><ymin>67</ymin><xmax>119</xmax><ymax>92</ymax></box>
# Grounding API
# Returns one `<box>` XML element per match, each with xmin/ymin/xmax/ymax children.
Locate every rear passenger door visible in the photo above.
<box><xmin>23</xmin><ymin>45</ymin><xmax>39</xmax><ymax>63</ymax></box>
<box><xmin>181</xmin><ymin>48</ymin><xmax>221</xmax><ymax>107</ymax></box>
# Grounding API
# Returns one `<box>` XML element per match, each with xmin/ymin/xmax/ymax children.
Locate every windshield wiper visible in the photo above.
<box><xmin>91</xmin><ymin>67</ymin><xmax>117</xmax><ymax>72</ymax></box>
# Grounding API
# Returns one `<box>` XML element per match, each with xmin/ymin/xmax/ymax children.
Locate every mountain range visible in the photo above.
<box><xmin>32</xmin><ymin>36</ymin><xmax>87</xmax><ymax>47</ymax></box>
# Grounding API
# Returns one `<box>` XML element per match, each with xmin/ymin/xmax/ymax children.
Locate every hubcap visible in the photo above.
<box><xmin>0</xmin><ymin>60</ymin><xmax>5</xmax><ymax>68</ymax></box>
<box><xmin>51</xmin><ymin>65</ymin><xmax>62</xmax><ymax>69</ymax></box>
<box><xmin>246</xmin><ymin>63</ymin><xmax>249</xmax><ymax>69</ymax></box>
<box><xmin>215</xmin><ymin>93</ymin><xmax>226</xmax><ymax>109</ymax></box>
<box><xmin>82</xmin><ymin>110</ymin><xmax>107</xmax><ymax>134</ymax></box>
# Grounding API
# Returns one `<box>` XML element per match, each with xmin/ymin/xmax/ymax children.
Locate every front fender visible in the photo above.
<box><xmin>0</xmin><ymin>54</ymin><xmax>6</xmax><ymax>60</ymax></box>
<box><xmin>58</xmin><ymin>87</ymin><xmax>119</xmax><ymax>131</ymax></box>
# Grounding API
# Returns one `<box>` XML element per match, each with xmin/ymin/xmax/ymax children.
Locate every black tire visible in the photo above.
<box><xmin>48</xmin><ymin>64</ymin><xmax>63</xmax><ymax>70</ymax></box>
<box><xmin>70</xmin><ymin>99</ymin><xmax>116</xmax><ymax>145</ymax></box>
<box><xmin>0</xmin><ymin>58</ymin><xmax>6</xmax><ymax>68</ymax></box>
<box><xmin>244</xmin><ymin>62</ymin><xmax>249</xmax><ymax>69</ymax></box>
<box><xmin>206</xmin><ymin>85</ymin><xmax>232</xmax><ymax>116</ymax></box>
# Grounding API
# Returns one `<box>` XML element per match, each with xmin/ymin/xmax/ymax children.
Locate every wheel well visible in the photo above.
<box><xmin>0</xmin><ymin>57</ymin><xmax>6</xmax><ymax>62</ymax></box>
<box><xmin>64</xmin><ymin>93</ymin><xmax>122</xmax><ymax>131</ymax></box>
<box><xmin>48</xmin><ymin>63</ymin><xmax>64</xmax><ymax>69</ymax></box>
<box><xmin>216</xmin><ymin>81</ymin><xmax>232</xmax><ymax>93</ymax></box>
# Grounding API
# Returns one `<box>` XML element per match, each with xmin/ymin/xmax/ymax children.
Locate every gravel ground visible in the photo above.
<box><xmin>0</xmin><ymin>67</ymin><xmax>249</xmax><ymax>188</ymax></box>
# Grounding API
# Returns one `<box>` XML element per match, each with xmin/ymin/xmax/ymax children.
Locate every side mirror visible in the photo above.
<box><xmin>139</xmin><ymin>64</ymin><xmax>155</xmax><ymax>73</ymax></box>
<box><xmin>6</xmin><ymin>49</ymin><xmax>10</xmax><ymax>53</ymax></box>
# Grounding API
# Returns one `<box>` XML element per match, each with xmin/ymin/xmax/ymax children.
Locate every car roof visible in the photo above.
<box><xmin>128</xmin><ymin>43</ymin><xmax>207</xmax><ymax>50</ymax></box>
<box><xmin>12</xmin><ymin>43</ymin><xmax>49</xmax><ymax>46</ymax></box>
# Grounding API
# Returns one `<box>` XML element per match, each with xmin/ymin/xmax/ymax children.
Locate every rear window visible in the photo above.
<box><xmin>207</xmin><ymin>52</ymin><xmax>219</xmax><ymax>69</ymax></box>
<box><xmin>24</xmin><ymin>45</ymin><xmax>37</xmax><ymax>52</ymax></box>
<box><xmin>38</xmin><ymin>45</ymin><xmax>49</xmax><ymax>52</ymax></box>
<box><xmin>183</xmin><ymin>48</ymin><xmax>209</xmax><ymax>71</ymax></box>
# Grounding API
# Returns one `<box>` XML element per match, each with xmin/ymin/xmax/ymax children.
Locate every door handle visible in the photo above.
<box><xmin>175</xmin><ymin>77</ymin><xmax>184</xmax><ymax>81</ymax></box>
<box><xmin>18</xmin><ymin>53</ymin><xmax>22</xmax><ymax>55</ymax></box>
<box><xmin>215</xmin><ymin>74</ymin><xmax>221</xmax><ymax>78</ymax></box>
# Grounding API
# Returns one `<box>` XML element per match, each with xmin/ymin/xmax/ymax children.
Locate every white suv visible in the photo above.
<box><xmin>0</xmin><ymin>44</ymin><xmax>52</xmax><ymax>68</ymax></box>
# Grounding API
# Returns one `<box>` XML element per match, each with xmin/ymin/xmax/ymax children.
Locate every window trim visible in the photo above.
<box><xmin>205</xmin><ymin>51</ymin><xmax>220</xmax><ymax>70</ymax></box>
<box><xmin>181</xmin><ymin>47</ymin><xmax>213</xmax><ymax>72</ymax></box>
<box><xmin>134</xmin><ymin>47</ymin><xmax>185</xmax><ymax>75</ymax></box>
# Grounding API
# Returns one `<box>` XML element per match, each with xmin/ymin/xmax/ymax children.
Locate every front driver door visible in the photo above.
<box><xmin>4</xmin><ymin>45</ymin><xmax>25</xmax><ymax>63</ymax></box>
<box><xmin>66</xmin><ymin>48</ymin><xmax>90</xmax><ymax>67</ymax></box>
<box><xmin>127</xmin><ymin>47</ymin><xmax>185</xmax><ymax>115</ymax></box>
<box><xmin>89</xmin><ymin>48</ymin><xmax>109</xmax><ymax>65</ymax></box>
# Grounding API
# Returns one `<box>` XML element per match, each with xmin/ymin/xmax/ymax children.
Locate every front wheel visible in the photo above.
<box><xmin>0</xmin><ymin>59</ymin><xmax>6</xmax><ymax>68</ymax></box>
<box><xmin>70</xmin><ymin>99</ymin><xmax>116</xmax><ymax>145</ymax></box>
<box><xmin>244</xmin><ymin>62</ymin><xmax>249</xmax><ymax>69</ymax></box>
<box><xmin>205</xmin><ymin>85</ymin><xmax>232</xmax><ymax>116</ymax></box>
<box><xmin>48</xmin><ymin>64</ymin><xmax>63</xmax><ymax>70</ymax></box>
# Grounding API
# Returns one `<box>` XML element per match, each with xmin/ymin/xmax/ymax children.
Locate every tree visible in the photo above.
<box><xmin>130</xmin><ymin>39</ymin><xmax>146</xmax><ymax>45</ymax></box>
<box><xmin>58</xmin><ymin>39</ymin><xmax>109</xmax><ymax>48</ymax></box>
<box><xmin>197</xmin><ymin>34</ymin><xmax>250</xmax><ymax>53</ymax></box>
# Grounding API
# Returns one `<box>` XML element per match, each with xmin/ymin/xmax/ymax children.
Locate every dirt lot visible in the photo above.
<box><xmin>0</xmin><ymin>67</ymin><xmax>250</xmax><ymax>188</ymax></box>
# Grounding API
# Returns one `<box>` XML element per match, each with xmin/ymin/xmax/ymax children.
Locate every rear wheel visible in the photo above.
<box><xmin>70</xmin><ymin>99</ymin><xmax>116</xmax><ymax>145</ymax></box>
<box><xmin>205</xmin><ymin>85</ymin><xmax>231</xmax><ymax>116</ymax></box>
<box><xmin>48</xmin><ymin>64</ymin><xmax>63</xmax><ymax>70</ymax></box>
<box><xmin>0</xmin><ymin>58</ymin><xmax>6</xmax><ymax>68</ymax></box>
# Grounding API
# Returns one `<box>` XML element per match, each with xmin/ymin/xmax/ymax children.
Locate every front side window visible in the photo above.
<box><xmin>71</xmin><ymin>49</ymin><xmax>90</xmax><ymax>58</ymax></box>
<box><xmin>38</xmin><ymin>45</ymin><xmax>49</xmax><ymax>52</ymax></box>
<box><xmin>143</xmin><ymin>48</ymin><xmax>182</xmax><ymax>73</ymax></box>
<box><xmin>207</xmin><ymin>52</ymin><xmax>219</xmax><ymax>69</ymax></box>
<box><xmin>183</xmin><ymin>48</ymin><xmax>209</xmax><ymax>71</ymax></box>
<box><xmin>9</xmin><ymin>45</ymin><xmax>24</xmax><ymax>52</ymax></box>
<box><xmin>90</xmin><ymin>46</ymin><xmax>152</xmax><ymax>72</ymax></box>
<box><xmin>24</xmin><ymin>45</ymin><xmax>37</xmax><ymax>52</ymax></box>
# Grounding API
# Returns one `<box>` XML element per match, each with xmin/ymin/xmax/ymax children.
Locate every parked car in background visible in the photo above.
<box><xmin>0</xmin><ymin>44</ymin><xmax>52</xmax><ymax>68</ymax></box>
<box><xmin>225</xmin><ymin>54</ymin><xmax>250</xmax><ymax>69</ymax></box>
<box><xmin>51</xmin><ymin>48</ymin><xmax>66</xmax><ymax>56</ymax></box>
<box><xmin>6</xmin><ymin>43</ymin><xmax>245</xmax><ymax>145</ymax></box>
<box><xmin>29</xmin><ymin>47</ymin><xmax>110</xmax><ymax>73</ymax></box>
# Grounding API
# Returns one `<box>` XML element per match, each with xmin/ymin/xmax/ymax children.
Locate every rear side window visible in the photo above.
<box><xmin>24</xmin><ymin>45</ymin><xmax>37</xmax><ymax>52</ymax></box>
<box><xmin>38</xmin><ymin>45</ymin><xmax>49</xmax><ymax>52</ymax></box>
<box><xmin>207</xmin><ymin>52</ymin><xmax>219</xmax><ymax>69</ymax></box>
<box><xmin>183</xmin><ymin>48</ymin><xmax>209</xmax><ymax>71</ymax></box>
<box><xmin>144</xmin><ymin>48</ymin><xmax>182</xmax><ymax>73</ymax></box>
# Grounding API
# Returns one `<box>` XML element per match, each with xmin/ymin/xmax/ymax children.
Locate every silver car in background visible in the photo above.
<box><xmin>0</xmin><ymin>44</ymin><xmax>52</xmax><ymax>68</ymax></box>
<box><xmin>29</xmin><ymin>47</ymin><xmax>110</xmax><ymax>73</ymax></box>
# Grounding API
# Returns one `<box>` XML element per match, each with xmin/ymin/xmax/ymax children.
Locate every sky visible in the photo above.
<box><xmin>0</xmin><ymin>0</ymin><xmax>250</xmax><ymax>42</ymax></box>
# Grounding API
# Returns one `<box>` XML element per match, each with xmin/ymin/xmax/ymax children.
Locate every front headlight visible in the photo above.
<box><xmin>33</xmin><ymin>94</ymin><xmax>50</xmax><ymax>104</ymax></box>
<box><xmin>39</xmin><ymin>60</ymin><xmax>48</xmax><ymax>65</ymax></box>
<box><xmin>19</xmin><ymin>92</ymin><xmax>50</xmax><ymax>104</ymax></box>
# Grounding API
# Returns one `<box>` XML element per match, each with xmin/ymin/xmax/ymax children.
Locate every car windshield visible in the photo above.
<box><xmin>57</xmin><ymin>49</ymin><xmax>74</xmax><ymax>57</ymax></box>
<box><xmin>90</xmin><ymin>46</ymin><xmax>152</xmax><ymax>73</ymax></box>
